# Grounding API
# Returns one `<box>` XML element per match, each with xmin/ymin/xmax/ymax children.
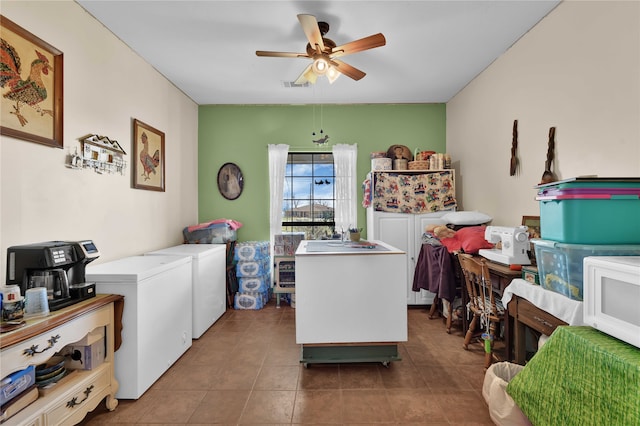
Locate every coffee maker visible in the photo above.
<box><xmin>6</xmin><ymin>240</ymin><xmax>100</xmax><ymax>311</ymax></box>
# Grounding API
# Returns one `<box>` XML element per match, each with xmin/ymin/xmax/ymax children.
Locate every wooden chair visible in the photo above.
<box><xmin>457</xmin><ymin>253</ymin><xmax>505</xmax><ymax>369</ymax></box>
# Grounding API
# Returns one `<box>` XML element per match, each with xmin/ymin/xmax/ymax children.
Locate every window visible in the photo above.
<box><xmin>282</xmin><ymin>152</ymin><xmax>335</xmax><ymax>240</ymax></box>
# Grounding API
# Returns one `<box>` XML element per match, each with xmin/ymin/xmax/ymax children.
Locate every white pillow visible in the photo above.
<box><xmin>441</xmin><ymin>211</ymin><xmax>492</xmax><ymax>225</ymax></box>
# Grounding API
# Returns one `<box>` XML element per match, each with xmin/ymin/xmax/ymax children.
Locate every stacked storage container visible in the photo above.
<box><xmin>534</xmin><ymin>177</ymin><xmax>640</xmax><ymax>300</ymax></box>
<box><xmin>182</xmin><ymin>221</ymin><xmax>237</xmax><ymax>244</ymax></box>
<box><xmin>273</xmin><ymin>233</ymin><xmax>305</xmax><ymax>256</ymax></box>
<box><xmin>273</xmin><ymin>233</ymin><xmax>304</xmax><ymax>307</ymax></box>
<box><xmin>234</xmin><ymin>241</ymin><xmax>271</xmax><ymax>309</ymax></box>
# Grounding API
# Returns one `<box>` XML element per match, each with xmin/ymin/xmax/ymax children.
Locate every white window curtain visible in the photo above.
<box><xmin>332</xmin><ymin>143</ymin><xmax>358</xmax><ymax>234</ymax></box>
<box><xmin>268</xmin><ymin>144</ymin><xmax>289</xmax><ymax>244</ymax></box>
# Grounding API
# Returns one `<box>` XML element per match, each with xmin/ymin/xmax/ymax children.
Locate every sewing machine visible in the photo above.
<box><xmin>478</xmin><ymin>226</ymin><xmax>531</xmax><ymax>265</ymax></box>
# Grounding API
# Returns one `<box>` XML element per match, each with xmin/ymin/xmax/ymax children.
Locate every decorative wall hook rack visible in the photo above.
<box><xmin>66</xmin><ymin>134</ymin><xmax>127</xmax><ymax>175</ymax></box>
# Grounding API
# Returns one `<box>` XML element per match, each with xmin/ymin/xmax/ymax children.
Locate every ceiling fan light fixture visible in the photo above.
<box><xmin>312</xmin><ymin>56</ymin><xmax>329</xmax><ymax>76</ymax></box>
<box><xmin>326</xmin><ymin>66</ymin><xmax>340</xmax><ymax>84</ymax></box>
<box><xmin>257</xmin><ymin>14</ymin><xmax>385</xmax><ymax>85</ymax></box>
<box><xmin>300</xmin><ymin>65</ymin><xmax>318</xmax><ymax>84</ymax></box>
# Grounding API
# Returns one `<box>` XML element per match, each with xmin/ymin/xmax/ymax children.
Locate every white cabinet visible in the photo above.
<box><xmin>0</xmin><ymin>295</ymin><xmax>121</xmax><ymax>426</ymax></box>
<box><xmin>295</xmin><ymin>240</ymin><xmax>407</xmax><ymax>344</ymax></box>
<box><xmin>146</xmin><ymin>244</ymin><xmax>226</xmax><ymax>338</ymax></box>
<box><xmin>366</xmin><ymin>168</ymin><xmax>456</xmax><ymax>305</ymax></box>
<box><xmin>367</xmin><ymin>209</ymin><xmax>450</xmax><ymax>305</ymax></box>
<box><xmin>86</xmin><ymin>255</ymin><xmax>192</xmax><ymax>399</ymax></box>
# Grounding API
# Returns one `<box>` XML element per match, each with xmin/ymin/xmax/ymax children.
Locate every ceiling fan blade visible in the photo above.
<box><xmin>256</xmin><ymin>50</ymin><xmax>309</xmax><ymax>58</ymax></box>
<box><xmin>330</xmin><ymin>59</ymin><xmax>366</xmax><ymax>81</ymax></box>
<box><xmin>331</xmin><ymin>33</ymin><xmax>386</xmax><ymax>58</ymax></box>
<box><xmin>298</xmin><ymin>14</ymin><xmax>325</xmax><ymax>53</ymax></box>
<box><xmin>294</xmin><ymin>64</ymin><xmax>317</xmax><ymax>85</ymax></box>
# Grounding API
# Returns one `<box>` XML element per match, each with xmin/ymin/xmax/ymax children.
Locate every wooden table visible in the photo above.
<box><xmin>1</xmin><ymin>294</ymin><xmax>123</xmax><ymax>425</ymax></box>
<box><xmin>506</xmin><ymin>294</ymin><xmax>567</xmax><ymax>363</ymax></box>
<box><xmin>484</xmin><ymin>259</ymin><xmax>522</xmax><ymax>296</ymax></box>
<box><xmin>508</xmin><ymin>326</ymin><xmax>640</xmax><ymax>425</ymax></box>
<box><xmin>502</xmin><ymin>279</ymin><xmax>584</xmax><ymax>364</ymax></box>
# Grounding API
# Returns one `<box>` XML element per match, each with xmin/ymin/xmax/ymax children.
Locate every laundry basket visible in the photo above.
<box><xmin>482</xmin><ymin>362</ymin><xmax>532</xmax><ymax>426</ymax></box>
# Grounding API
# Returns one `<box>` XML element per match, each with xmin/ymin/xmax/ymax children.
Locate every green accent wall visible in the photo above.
<box><xmin>198</xmin><ymin>104</ymin><xmax>446</xmax><ymax>242</ymax></box>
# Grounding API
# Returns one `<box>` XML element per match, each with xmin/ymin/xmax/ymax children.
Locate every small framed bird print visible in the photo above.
<box><xmin>133</xmin><ymin>119</ymin><xmax>165</xmax><ymax>192</ymax></box>
<box><xmin>0</xmin><ymin>15</ymin><xmax>64</xmax><ymax>148</ymax></box>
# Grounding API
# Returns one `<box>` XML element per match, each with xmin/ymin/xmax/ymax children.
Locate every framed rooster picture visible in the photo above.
<box><xmin>0</xmin><ymin>15</ymin><xmax>63</xmax><ymax>148</ymax></box>
<box><xmin>133</xmin><ymin>119</ymin><xmax>165</xmax><ymax>192</ymax></box>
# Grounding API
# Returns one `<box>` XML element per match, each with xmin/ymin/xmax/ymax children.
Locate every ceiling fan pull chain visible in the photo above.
<box><xmin>312</xmin><ymin>104</ymin><xmax>316</xmax><ymax>136</ymax></box>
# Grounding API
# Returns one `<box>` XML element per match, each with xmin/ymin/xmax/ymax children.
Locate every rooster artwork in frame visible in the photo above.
<box><xmin>133</xmin><ymin>119</ymin><xmax>165</xmax><ymax>192</ymax></box>
<box><xmin>0</xmin><ymin>15</ymin><xmax>63</xmax><ymax>148</ymax></box>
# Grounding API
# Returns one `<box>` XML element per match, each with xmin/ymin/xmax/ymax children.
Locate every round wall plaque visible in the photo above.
<box><xmin>217</xmin><ymin>162</ymin><xmax>244</xmax><ymax>200</ymax></box>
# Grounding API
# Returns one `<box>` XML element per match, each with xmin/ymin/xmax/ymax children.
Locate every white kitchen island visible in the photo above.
<box><xmin>295</xmin><ymin>240</ymin><xmax>407</xmax><ymax>366</ymax></box>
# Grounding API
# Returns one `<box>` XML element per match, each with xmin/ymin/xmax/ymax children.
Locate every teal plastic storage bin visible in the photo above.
<box><xmin>532</xmin><ymin>239</ymin><xmax>640</xmax><ymax>300</ymax></box>
<box><xmin>536</xmin><ymin>177</ymin><xmax>640</xmax><ymax>244</ymax></box>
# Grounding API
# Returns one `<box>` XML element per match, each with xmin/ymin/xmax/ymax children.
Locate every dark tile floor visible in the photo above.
<box><xmin>80</xmin><ymin>301</ymin><xmax>497</xmax><ymax>425</ymax></box>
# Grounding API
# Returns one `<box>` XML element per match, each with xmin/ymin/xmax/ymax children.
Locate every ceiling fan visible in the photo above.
<box><xmin>256</xmin><ymin>14</ymin><xmax>386</xmax><ymax>85</ymax></box>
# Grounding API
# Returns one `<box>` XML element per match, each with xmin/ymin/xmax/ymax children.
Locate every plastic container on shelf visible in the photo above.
<box><xmin>536</xmin><ymin>177</ymin><xmax>640</xmax><ymax>244</ymax></box>
<box><xmin>371</xmin><ymin>157</ymin><xmax>392</xmax><ymax>171</ymax></box>
<box><xmin>183</xmin><ymin>222</ymin><xmax>236</xmax><ymax>244</ymax></box>
<box><xmin>532</xmin><ymin>239</ymin><xmax>640</xmax><ymax>300</ymax></box>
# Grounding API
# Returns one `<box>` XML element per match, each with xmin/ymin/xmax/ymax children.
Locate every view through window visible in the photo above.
<box><xmin>282</xmin><ymin>152</ymin><xmax>336</xmax><ymax>240</ymax></box>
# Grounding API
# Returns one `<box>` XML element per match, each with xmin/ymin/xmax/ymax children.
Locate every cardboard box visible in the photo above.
<box><xmin>73</xmin><ymin>327</ymin><xmax>104</xmax><ymax>346</ymax></box>
<box><xmin>63</xmin><ymin>335</ymin><xmax>105</xmax><ymax>370</ymax></box>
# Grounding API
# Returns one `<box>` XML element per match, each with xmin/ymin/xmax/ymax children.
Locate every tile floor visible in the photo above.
<box><xmin>80</xmin><ymin>301</ymin><xmax>498</xmax><ymax>425</ymax></box>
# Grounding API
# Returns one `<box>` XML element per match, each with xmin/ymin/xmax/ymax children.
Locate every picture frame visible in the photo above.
<box><xmin>522</xmin><ymin>215</ymin><xmax>541</xmax><ymax>239</ymax></box>
<box><xmin>0</xmin><ymin>15</ymin><xmax>63</xmax><ymax>148</ymax></box>
<box><xmin>132</xmin><ymin>119</ymin><xmax>165</xmax><ymax>192</ymax></box>
<box><xmin>217</xmin><ymin>162</ymin><xmax>244</xmax><ymax>200</ymax></box>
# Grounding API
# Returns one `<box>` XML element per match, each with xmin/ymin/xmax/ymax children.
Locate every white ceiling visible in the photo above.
<box><xmin>77</xmin><ymin>0</ymin><xmax>560</xmax><ymax>105</ymax></box>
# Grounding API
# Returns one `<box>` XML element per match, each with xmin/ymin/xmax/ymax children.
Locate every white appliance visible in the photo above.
<box><xmin>583</xmin><ymin>256</ymin><xmax>640</xmax><ymax>348</ymax></box>
<box><xmin>478</xmin><ymin>226</ymin><xmax>531</xmax><ymax>265</ymax></box>
<box><xmin>146</xmin><ymin>244</ymin><xmax>226</xmax><ymax>338</ymax></box>
<box><xmin>86</xmin><ymin>255</ymin><xmax>192</xmax><ymax>399</ymax></box>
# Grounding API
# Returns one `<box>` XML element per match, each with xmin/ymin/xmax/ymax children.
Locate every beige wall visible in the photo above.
<box><xmin>2</xmin><ymin>0</ymin><xmax>638</xmax><ymax>280</ymax></box>
<box><xmin>447</xmin><ymin>1</ymin><xmax>640</xmax><ymax>226</ymax></box>
<box><xmin>1</xmin><ymin>1</ymin><xmax>199</xmax><ymax>276</ymax></box>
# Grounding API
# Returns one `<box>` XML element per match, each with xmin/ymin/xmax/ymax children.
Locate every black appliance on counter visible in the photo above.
<box><xmin>6</xmin><ymin>240</ymin><xmax>100</xmax><ymax>311</ymax></box>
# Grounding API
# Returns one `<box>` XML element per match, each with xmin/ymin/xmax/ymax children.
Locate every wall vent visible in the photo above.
<box><xmin>282</xmin><ymin>81</ymin><xmax>310</xmax><ymax>88</ymax></box>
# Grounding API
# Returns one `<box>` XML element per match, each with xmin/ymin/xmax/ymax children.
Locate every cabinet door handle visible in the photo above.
<box><xmin>533</xmin><ymin>315</ymin><xmax>554</xmax><ymax>329</ymax></box>
<box><xmin>66</xmin><ymin>385</ymin><xmax>94</xmax><ymax>408</ymax></box>
<box><xmin>22</xmin><ymin>334</ymin><xmax>61</xmax><ymax>356</ymax></box>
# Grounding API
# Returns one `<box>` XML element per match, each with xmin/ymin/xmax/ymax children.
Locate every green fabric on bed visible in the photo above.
<box><xmin>507</xmin><ymin>326</ymin><xmax>640</xmax><ymax>426</ymax></box>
